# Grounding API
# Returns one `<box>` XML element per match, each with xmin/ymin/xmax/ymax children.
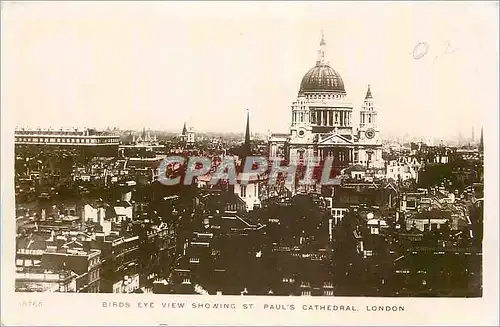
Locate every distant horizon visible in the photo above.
<box><xmin>3</xmin><ymin>2</ymin><xmax>496</xmax><ymax>141</ymax></box>
<box><xmin>13</xmin><ymin>124</ymin><xmax>482</xmax><ymax>144</ymax></box>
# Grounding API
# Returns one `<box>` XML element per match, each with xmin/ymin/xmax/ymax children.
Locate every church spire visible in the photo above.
<box><xmin>245</xmin><ymin>109</ymin><xmax>251</xmax><ymax>147</ymax></box>
<box><xmin>182</xmin><ymin>122</ymin><xmax>187</xmax><ymax>135</ymax></box>
<box><xmin>239</xmin><ymin>109</ymin><xmax>252</xmax><ymax>169</ymax></box>
<box><xmin>365</xmin><ymin>84</ymin><xmax>373</xmax><ymax>99</ymax></box>
<box><xmin>316</xmin><ymin>30</ymin><xmax>327</xmax><ymax>65</ymax></box>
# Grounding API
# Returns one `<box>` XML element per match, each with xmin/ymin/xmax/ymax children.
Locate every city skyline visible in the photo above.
<box><xmin>2</xmin><ymin>2</ymin><xmax>497</xmax><ymax>139</ymax></box>
<box><xmin>4</xmin><ymin>2</ymin><xmax>495</xmax><ymax>325</ymax></box>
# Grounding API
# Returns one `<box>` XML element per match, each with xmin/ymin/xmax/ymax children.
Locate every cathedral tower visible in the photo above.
<box><xmin>357</xmin><ymin>85</ymin><xmax>383</xmax><ymax>168</ymax></box>
<box><xmin>358</xmin><ymin>85</ymin><xmax>380</xmax><ymax>143</ymax></box>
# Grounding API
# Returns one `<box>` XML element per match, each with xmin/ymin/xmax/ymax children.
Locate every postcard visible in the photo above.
<box><xmin>1</xmin><ymin>1</ymin><xmax>498</xmax><ymax>326</ymax></box>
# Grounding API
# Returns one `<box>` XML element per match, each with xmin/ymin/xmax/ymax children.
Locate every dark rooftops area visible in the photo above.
<box><xmin>13</xmin><ymin>127</ymin><xmax>484</xmax><ymax>297</ymax></box>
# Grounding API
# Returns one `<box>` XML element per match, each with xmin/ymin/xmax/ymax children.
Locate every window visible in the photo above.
<box><xmin>241</xmin><ymin>185</ymin><xmax>247</xmax><ymax>197</ymax></box>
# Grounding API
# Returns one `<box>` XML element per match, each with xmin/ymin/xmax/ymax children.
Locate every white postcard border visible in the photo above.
<box><xmin>1</xmin><ymin>2</ymin><xmax>499</xmax><ymax>326</ymax></box>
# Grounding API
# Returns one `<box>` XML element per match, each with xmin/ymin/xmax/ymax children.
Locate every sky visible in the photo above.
<box><xmin>1</xmin><ymin>1</ymin><xmax>498</xmax><ymax>140</ymax></box>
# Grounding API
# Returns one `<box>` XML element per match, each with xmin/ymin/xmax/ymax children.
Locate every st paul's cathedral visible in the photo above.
<box><xmin>268</xmin><ymin>32</ymin><xmax>384</xmax><ymax>170</ymax></box>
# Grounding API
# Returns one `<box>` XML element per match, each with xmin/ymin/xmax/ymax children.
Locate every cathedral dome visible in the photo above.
<box><xmin>299</xmin><ymin>63</ymin><xmax>346</xmax><ymax>94</ymax></box>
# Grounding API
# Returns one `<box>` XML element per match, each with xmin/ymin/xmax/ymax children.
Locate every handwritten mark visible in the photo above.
<box><xmin>443</xmin><ymin>40</ymin><xmax>458</xmax><ymax>54</ymax></box>
<box><xmin>412</xmin><ymin>40</ymin><xmax>459</xmax><ymax>63</ymax></box>
<box><xmin>412</xmin><ymin>42</ymin><xmax>429</xmax><ymax>60</ymax></box>
<box><xmin>433</xmin><ymin>40</ymin><xmax>459</xmax><ymax>64</ymax></box>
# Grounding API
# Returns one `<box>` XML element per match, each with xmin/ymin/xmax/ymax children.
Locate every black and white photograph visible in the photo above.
<box><xmin>1</xmin><ymin>1</ymin><xmax>498</xmax><ymax>326</ymax></box>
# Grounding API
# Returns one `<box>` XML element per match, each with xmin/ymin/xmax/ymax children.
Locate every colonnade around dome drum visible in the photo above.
<box><xmin>291</xmin><ymin>109</ymin><xmax>352</xmax><ymax>128</ymax></box>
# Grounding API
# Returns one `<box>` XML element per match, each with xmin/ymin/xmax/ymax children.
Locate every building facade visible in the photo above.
<box><xmin>268</xmin><ymin>33</ymin><xmax>383</xmax><ymax>169</ymax></box>
<box><xmin>15</xmin><ymin>128</ymin><xmax>120</xmax><ymax>157</ymax></box>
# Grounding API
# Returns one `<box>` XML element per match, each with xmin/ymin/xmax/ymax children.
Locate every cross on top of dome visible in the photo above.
<box><xmin>317</xmin><ymin>30</ymin><xmax>327</xmax><ymax>66</ymax></box>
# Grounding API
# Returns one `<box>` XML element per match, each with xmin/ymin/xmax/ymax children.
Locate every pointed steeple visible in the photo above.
<box><xmin>244</xmin><ymin>109</ymin><xmax>251</xmax><ymax>147</ymax></box>
<box><xmin>239</xmin><ymin>109</ymin><xmax>252</xmax><ymax>170</ymax></box>
<box><xmin>182</xmin><ymin>122</ymin><xmax>187</xmax><ymax>135</ymax></box>
<box><xmin>365</xmin><ymin>84</ymin><xmax>373</xmax><ymax>99</ymax></box>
